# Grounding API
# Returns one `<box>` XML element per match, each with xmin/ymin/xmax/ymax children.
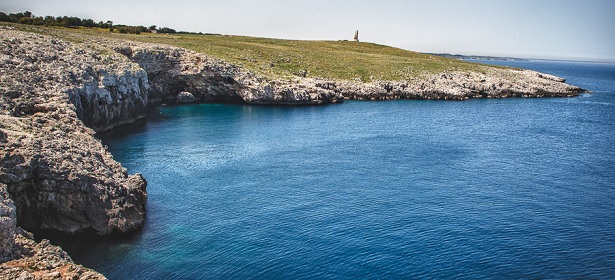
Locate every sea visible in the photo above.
<box><xmin>65</xmin><ymin>59</ymin><xmax>615</xmax><ymax>279</ymax></box>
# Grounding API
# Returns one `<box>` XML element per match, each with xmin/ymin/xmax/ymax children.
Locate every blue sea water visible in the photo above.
<box><xmin>75</xmin><ymin>60</ymin><xmax>614</xmax><ymax>279</ymax></box>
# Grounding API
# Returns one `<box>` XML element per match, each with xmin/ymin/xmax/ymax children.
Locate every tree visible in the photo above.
<box><xmin>82</xmin><ymin>18</ymin><xmax>96</xmax><ymax>28</ymax></box>
<box><xmin>0</xmin><ymin>12</ymin><xmax>10</xmax><ymax>22</ymax></box>
<box><xmin>0</xmin><ymin>11</ymin><xmax>198</xmax><ymax>36</ymax></box>
<box><xmin>158</xmin><ymin>27</ymin><xmax>176</xmax><ymax>34</ymax></box>
<box><xmin>19</xmin><ymin>17</ymin><xmax>32</xmax><ymax>24</ymax></box>
<box><xmin>63</xmin><ymin>16</ymin><xmax>82</xmax><ymax>27</ymax></box>
<box><xmin>44</xmin><ymin>16</ymin><xmax>57</xmax><ymax>26</ymax></box>
<box><xmin>9</xmin><ymin>13</ymin><xmax>22</xmax><ymax>22</ymax></box>
<box><xmin>31</xmin><ymin>17</ymin><xmax>43</xmax><ymax>25</ymax></box>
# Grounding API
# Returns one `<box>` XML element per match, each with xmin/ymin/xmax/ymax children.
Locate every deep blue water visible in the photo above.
<box><xmin>79</xmin><ymin>60</ymin><xmax>615</xmax><ymax>279</ymax></box>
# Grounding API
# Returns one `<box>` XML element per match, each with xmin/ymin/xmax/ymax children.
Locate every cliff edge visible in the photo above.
<box><xmin>1</xmin><ymin>27</ymin><xmax>146</xmax><ymax>278</ymax></box>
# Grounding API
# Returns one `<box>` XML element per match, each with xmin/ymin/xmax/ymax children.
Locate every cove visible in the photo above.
<box><xmin>76</xmin><ymin>61</ymin><xmax>614</xmax><ymax>278</ymax></box>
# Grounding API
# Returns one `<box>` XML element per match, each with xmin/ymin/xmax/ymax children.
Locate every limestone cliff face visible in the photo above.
<box><xmin>90</xmin><ymin>38</ymin><xmax>582</xmax><ymax>105</ymax></box>
<box><xmin>114</xmin><ymin>44</ymin><xmax>245</xmax><ymax>103</ymax></box>
<box><xmin>82</xmin><ymin>37</ymin><xmax>582</xmax><ymax>107</ymax></box>
<box><xmin>339</xmin><ymin>70</ymin><xmax>582</xmax><ymax>100</ymax></box>
<box><xmin>0</xmin><ymin>27</ymin><xmax>147</xmax><ymax>235</ymax></box>
<box><xmin>0</xmin><ymin>228</ymin><xmax>106</xmax><ymax>279</ymax></box>
<box><xmin>1</xmin><ymin>27</ymin><xmax>146</xmax><ymax>278</ymax></box>
<box><xmin>68</xmin><ymin>65</ymin><xmax>149</xmax><ymax>133</ymax></box>
<box><xmin>96</xmin><ymin>39</ymin><xmax>345</xmax><ymax>105</ymax></box>
<box><xmin>2</xmin><ymin>184</ymin><xmax>106</xmax><ymax>278</ymax></box>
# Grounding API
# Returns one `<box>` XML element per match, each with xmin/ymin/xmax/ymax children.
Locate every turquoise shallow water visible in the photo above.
<box><xmin>72</xmin><ymin>60</ymin><xmax>615</xmax><ymax>279</ymax></box>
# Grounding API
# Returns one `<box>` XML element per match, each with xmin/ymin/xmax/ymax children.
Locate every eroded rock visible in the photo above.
<box><xmin>1</xmin><ymin>28</ymin><xmax>146</xmax><ymax>278</ymax></box>
<box><xmin>0</xmin><ymin>230</ymin><xmax>105</xmax><ymax>279</ymax></box>
<box><xmin>176</xmin><ymin>91</ymin><xmax>197</xmax><ymax>103</ymax></box>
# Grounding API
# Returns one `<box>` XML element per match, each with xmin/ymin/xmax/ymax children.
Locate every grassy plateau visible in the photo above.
<box><xmin>5</xmin><ymin>23</ymin><xmax>503</xmax><ymax>82</ymax></box>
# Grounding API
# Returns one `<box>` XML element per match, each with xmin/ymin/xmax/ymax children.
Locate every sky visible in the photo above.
<box><xmin>2</xmin><ymin>0</ymin><xmax>615</xmax><ymax>62</ymax></box>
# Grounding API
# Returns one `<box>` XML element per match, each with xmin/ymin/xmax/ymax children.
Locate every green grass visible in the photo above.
<box><xmin>3</xmin><ymin>23</ymin><xmax>506</xmax><ymax>82</ymax></box>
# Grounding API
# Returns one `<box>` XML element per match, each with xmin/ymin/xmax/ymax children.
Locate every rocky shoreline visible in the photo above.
<box><xmin>85</xmin><ymin>33</ymin><xmax>582</xmax><ymax>110</ymax></box>
<box><xmin>0</xmin><ymin>26</ymin><xmax>583</xmax><ymax>278</ymax></box>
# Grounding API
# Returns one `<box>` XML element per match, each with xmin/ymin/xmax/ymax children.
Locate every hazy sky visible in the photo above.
<box><xmin>3</xmin><ymin>0</ymin><xmax>615</xmax><ymax>61</ymax></box>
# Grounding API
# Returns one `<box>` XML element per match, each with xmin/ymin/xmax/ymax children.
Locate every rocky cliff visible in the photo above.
<box><xmin>337</xmin><ymin>70</ymin><xmax>582</xmax><ymax>100</ymax></box>
<box><xmin>0</xmin><ymin>25</ymin><xmax>583</xmax><ymax>278</ymax></box>
<box><xmin>94</xmin><ymin>38</ymin><xmax>345</xmax><ymax>105</ymax></box>
<box><xmin>1</xmin><ymin>185</ymin><xmax>104</xmax><ymax>279</ymax></box>
<box><xmin>1</xmin><ymin>27</ymin><xmax>146</xmax><ymax>278</ymax></box>
<box><xmin>90</xmin><ymin>37</ymin><xmax>581</xmax><ymax>105</ymax></box>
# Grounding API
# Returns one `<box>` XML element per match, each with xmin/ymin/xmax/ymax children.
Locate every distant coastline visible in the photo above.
<box><xmin>426</xmin><ymin>53</ymin><xmax>615</xmax><ymax>65</ymax></box>
<box><xmin>425</xmin><ymin>53</ymin><xmax>529</xmax><ymax>62</ymax></box>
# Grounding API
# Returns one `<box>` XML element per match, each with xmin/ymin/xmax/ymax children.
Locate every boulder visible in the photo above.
<box><xmin>176</xmin><ymin>91</ymin><xmax>197</xmax><ymax>103</ymax></box>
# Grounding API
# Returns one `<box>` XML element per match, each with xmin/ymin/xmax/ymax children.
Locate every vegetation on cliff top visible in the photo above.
<box><xmin>2</xmin><ymin>18</ymin><xmax>504</xmax><ymax>82</ymax></box>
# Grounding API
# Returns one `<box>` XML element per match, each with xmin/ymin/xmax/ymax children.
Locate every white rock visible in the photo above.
<box><xmin>176</xmin><ymin>91</ymin><xmax>197</xmax><ymax>103</ymax></box>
